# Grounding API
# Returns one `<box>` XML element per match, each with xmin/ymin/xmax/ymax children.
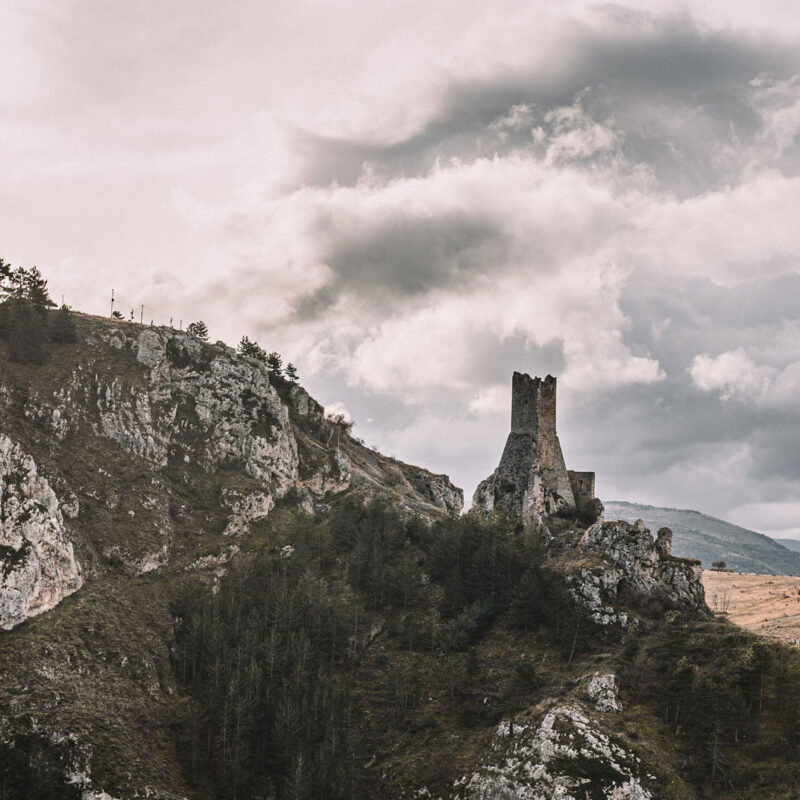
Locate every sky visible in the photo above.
<box><xmin>3</xmin><ymin>1</ymin><xmax>800</xmax><ymax>537</ymax></box>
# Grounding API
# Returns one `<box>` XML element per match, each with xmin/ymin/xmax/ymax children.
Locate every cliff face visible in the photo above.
<box><xmin>0</xmin><ymin>434</ymin><xmax>82</xmax><ymax>630</ymax></box>
<box><xmin>0</xmin><ymin>314</ymin><xmax>462</xmax><ymax>799</ymax></box>
<box><xmin>0</xmin><ymin>317</ymin><xmax>461</xmax><ymax>627</ymax></box>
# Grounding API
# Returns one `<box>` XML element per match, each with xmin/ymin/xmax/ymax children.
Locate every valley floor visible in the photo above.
<box><xmin>703</xmin><ymin>570</ymin><xmax>800</xmax><ymax>645</ymax></box>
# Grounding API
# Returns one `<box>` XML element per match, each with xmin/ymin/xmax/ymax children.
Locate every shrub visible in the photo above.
<box><xmin>186</xmin><ymin>320</ymin><xmax>209</xmax><ymax>341</ymax></box>
<box><xmin>49</xmin><ymin>305</ymin><xmax>77</xmax><ymax>344</ymax></box>
<box><xmin>2</xmin><ymin>299</ymin><xmax>48</xmax><ymax>364</ymax></box>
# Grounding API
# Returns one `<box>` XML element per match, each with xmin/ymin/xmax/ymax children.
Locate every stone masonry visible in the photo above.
<box><xmin>473</xmin><ymin>372</ymin><xmax>594</xmax><ymax>530</ymax></box>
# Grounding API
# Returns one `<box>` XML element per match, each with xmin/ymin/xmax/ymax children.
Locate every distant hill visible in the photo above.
<box><xmin>604</xmin><ymin>501</ymin><xmax>800</xmax><ymax>576</ymax></box>
<box><xmin>774</xmin><ymin>539</ymin><xmax>800</xmax><ymax>553</ymax></box>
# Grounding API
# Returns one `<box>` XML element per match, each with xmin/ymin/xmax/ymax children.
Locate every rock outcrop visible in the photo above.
<box><xmin>570</xmin><ymin>519</ymin><xmax>705</xmax><ymax>625</ymax></box>
<box><xmin>0</xmin><ymin>434</ymin><xmax>82</xmax><ymax>630</ymax></box>
<box><xmin>0</xmin><ymin>321</ymin><xmax>462</xmax><ymax>628</ymax></box>
<box><xmin>455</xmin><ymin>704</ymin><xmax>653</xmax><ymax>799</ymax></box>
<box><xmin>583</xmin><ymin>672</ymin><xmax>623</xmax><ymax>713</ymax></box>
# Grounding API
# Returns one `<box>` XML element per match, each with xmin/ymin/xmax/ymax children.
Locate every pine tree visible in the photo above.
<box><xmin>21</xmin><ymin>267</ymin><xmax>55</xmax><ymax>312</ymax></box>
<box><xmin>285</xmin><ymin>362</ymin><xmax>298</xmax><ymax>382</ymax></box>
<box><xmin>266</xmin><ymin>351</ymin><xmax>283</xmax><ymax>379</ymax></box>
<box><xmin>238</xmin><ymin>335</ymin><xmax>266</xmax><ymax>363</ymax></box>
<box><xmin>0</xmin><ymin>258</ymin><xmax>10</xmax><ymax>291</ymax></box>
<box><xmin>0</xmin><ymin>265</ymin><xmax>54</xmax><ymax>311</ymax></box>
<box><xmin>186</xmin><ymin>320</ymin><xmax>209</xmax><ymax>341</ymax></box>
<box><xmin>6</xmin><ymin>300</ymin><xmax>47</xmax><ymax>364</ymax></box>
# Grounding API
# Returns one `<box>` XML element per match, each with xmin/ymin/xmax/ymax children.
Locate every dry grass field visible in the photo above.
<box><xmin>702</xmin><ymin>570</ymin><xmax>800</xmax><ymax>645</ymax></box>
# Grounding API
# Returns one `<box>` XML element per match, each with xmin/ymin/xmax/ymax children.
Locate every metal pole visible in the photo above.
<box><xmin>110</xmin><ymin>289</ymin><xmax>114</xmax><ymax>317</ymax></box>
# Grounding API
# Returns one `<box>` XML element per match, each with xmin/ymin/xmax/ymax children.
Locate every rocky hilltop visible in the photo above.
<box><xmin>1</xmin><ymin>320</ymin><xmax>799</xmax><ymax>800</ymax></box>
<box><xmin>0</xmin><ymin>315</ymin><xmax>461</xmax><ymax>631</ymax></box>
<box><xmin>606</xmin><ymin>501</ymin><xmax>800</xmax><ymax>576</ymax></box>
<box><xmin>0</xmin><ymin>313</ymin><xmax>462</xmax><ymax>797</ymax></box>
<box><xmin>474</xmin><ymin>372</ymin><xmax>705</xmax><ymax>626</ymax></box>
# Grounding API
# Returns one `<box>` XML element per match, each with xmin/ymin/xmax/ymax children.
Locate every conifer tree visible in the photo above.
<box><xmin>285</xmin><ymin>362</ymin><xmax>298</xmax><ymax>382</ymax></box>
<box><xmin>266</xmin><ymin>351</ymin><xmax>283</xmax><ymax>379</ymax></box>
<box><xmin>238</xmin><ymin>335</ymin><xmax>267</xmax><ymax>363</ymax></box>
<box><xmin>7</xmin><ymin>300</ymin><xmax>47</xmax><ymax>363</ymax></box>
<box><xmin>186</xmin><ymin>320</ymin><xmax>209</xmax><ymax>341</ymax></box>
<box><xmin>21</xmin><ymin>267</ymin><xmax>55</xmax><ymax>312</ymax></box>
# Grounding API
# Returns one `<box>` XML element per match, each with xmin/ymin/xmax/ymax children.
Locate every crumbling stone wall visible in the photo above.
<box><xmin>535</xmin><ymin>376</ymin><xmax>576</xmax><ymax>508</ymax></box>
<box><xmin>474</xmin><ymin>372</ymin><xmax>582</xmax><ymax>528</ymax></box>
<box><xmin>510</xmin><ymin>371</ymin><xmax>541</xmax><ymax>434</ymax></box>
<box><xmin>568</xmin><ymin>470</ymin><xmax>596</xmax><ymax>514</ymax></box>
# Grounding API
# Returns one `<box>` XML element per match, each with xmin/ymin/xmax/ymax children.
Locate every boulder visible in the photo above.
<box><xmin>455</xmin><ymin>704</ymin><xmax>652</xmax><ymax>799</ymax></box>
<box><xmin>583</xmin><ymin>673</ymin><xmax>623</xmax><ymax>712</ymax></box>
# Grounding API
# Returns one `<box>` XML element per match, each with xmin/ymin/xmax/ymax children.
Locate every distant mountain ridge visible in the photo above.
<box><xmin>604</xmin><ymin>501</ymin><xmax>800</xmax><ymax>576</ymax></box>
<box><xmin>774</xmin><ymin>539</ymin><xmax>800</xmax><ymax>553</ymax></box>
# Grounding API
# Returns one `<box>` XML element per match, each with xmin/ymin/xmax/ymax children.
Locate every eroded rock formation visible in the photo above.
<box><xmin>456</xmin><ymin>704</ymin><xmax>653</xmax><ymax>799</ymax></box>
<box><xmin>0</xmin><ymin>322</ymin><xmax>461</xmax><ymax>632</ymax></box>
<box><xmin>571</xmin><ymin>520</ymin><xmax>705</xmax><ymax>624</ymax></box>
<box><xmin>0</xmin><ymin>434</ymin><xmax>82</xmax><ymax>629</ymax></box>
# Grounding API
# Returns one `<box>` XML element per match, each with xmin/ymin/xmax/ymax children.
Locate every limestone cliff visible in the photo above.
<box><xmin>0</xmin><ymin>434</ymin><xmax>82</xmax><ymax>630</ymax></box>
<box><xmin>0</xmin><ymin>317</ymin><xmax>462</xmax><ymax>626</ymax></box>
<box><xmin>0</xmin><ymin>314</ymin><xmax>462</xmax><ymax>799</ymax></box>
<box><xmin>567</xmin><ymin>520</ymin><xmax>705</xmax><ymax>626</ymax></box>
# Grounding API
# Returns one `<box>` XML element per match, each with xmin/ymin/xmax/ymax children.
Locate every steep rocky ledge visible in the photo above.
<box><xmin>0</xmin><ymin>314</ymin><xmax>462</xmax><ymax>799</ymax></box>
<box><xmin>566</xmin><ymin>520</ymin><xmax>705</xmax><ymax>627</ymax></box>
<box><xmin>0</xmin><ymin>434</ymin><xmax>82</xmax><ymax>630</ymax></box>
<box><xmin>0</xmin><ymin>317</ymin><xmax>462</xmax><ymax>629</ymax></box>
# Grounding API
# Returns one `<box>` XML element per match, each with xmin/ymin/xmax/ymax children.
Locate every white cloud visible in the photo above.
<box><xmin>689</xmin><ymin>344</ymin><xmax>800</xmax><ymax>407</ymax></box>
<box><xmin>5</xmin><ymin>0</ymin><xmax>800</xmax><ymax>529</ymax></box>
<box><xmin>689</xmin><ymin>348</ymin><xmax>773</xmax><ymax>401</ymax></box>
<box><xmin>323</xmin><ymin>401</ymin><xmax>353</xmax><ymax>425</ymax></box>
<box><xmin>544</xmin><ymin>102</ymin><xmax>621</xmax><ymax>164</ymax></box>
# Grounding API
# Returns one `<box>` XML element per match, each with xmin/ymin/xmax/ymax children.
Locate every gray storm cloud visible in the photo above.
<box><xmin>3</xmin><ymin>1</ymin><xmax>800</xmax><ymax>535</ymax></box>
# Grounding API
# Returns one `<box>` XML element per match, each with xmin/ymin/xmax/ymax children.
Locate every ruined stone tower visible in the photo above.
<box><xmin>473</xmin><ymin>372</ymin><xmax>595</xmax><ymax>530</ymax></box>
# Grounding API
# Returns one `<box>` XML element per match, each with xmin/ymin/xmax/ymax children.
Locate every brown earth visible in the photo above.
<box><xmin>702</xmin><ymin>569</ymin><xmax>800</xmax><ymax>645</ymax></box>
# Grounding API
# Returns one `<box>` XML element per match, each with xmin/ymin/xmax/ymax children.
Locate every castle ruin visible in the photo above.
<box><xmin>473</xmin><ymin>372</ymin><xmax>596</xmax><ymax>529</ymax></box>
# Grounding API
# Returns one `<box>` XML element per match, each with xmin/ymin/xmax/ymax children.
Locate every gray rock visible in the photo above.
<box><xmin>135</xmin><ymin>329</ymin><xmax>167</xmax><ymax>369</ymax></box>
<box><xmin>655</xmin><ymin>527</ymin><xmax>673</xmax><ymax>560</ymax></box>
<box><xmin>576</xmin><ymin>519</ymin><xmax>705</xmax><ymax>620</ymax></box>
<box><xmin>455</xmin><ymin>704</ymin><xmax>652</xmax><ymax>799</ymax></box>
<box><xmin>0</xmin><ymin>434</ymin><xmax>82</xmax><ymax>630</ymax></box>
<box><xmin>287</xmin><ymin>384</ymin><xmax>324</xmax><ymax>421</ymax></box>
<box><xmin>583</xmin><ymin>673</ymin><xmax>623</xmax><ymax>712</ymax></box>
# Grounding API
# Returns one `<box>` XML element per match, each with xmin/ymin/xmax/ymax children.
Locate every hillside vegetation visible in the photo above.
<box><xmin>0</xmin><ymin>279</ymin><xmax>798</xmax><ymax>800</ymax></box>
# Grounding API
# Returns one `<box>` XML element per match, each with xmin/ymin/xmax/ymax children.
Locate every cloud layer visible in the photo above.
<box><xmin>3</xmin><ymin>1</ymin><xmax>800</xmax><ymax>534</ymax></box>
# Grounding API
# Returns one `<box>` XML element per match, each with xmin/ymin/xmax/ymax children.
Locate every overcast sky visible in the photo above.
<box><xmin>3</xmin><ymin>1</ymin><xmax>800</xmax><ymax>536</ymax></box>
